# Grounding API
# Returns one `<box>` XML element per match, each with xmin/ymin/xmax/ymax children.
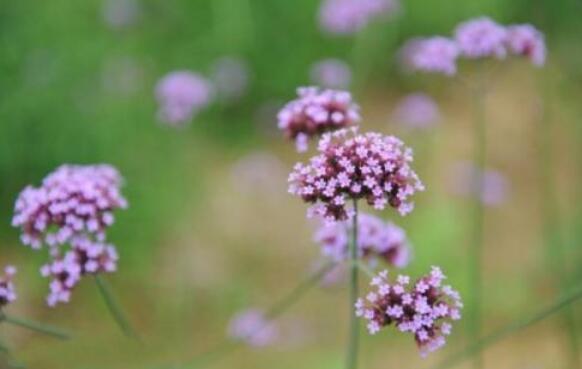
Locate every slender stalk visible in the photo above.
<box><xmin>0</xmin><ymin>312</ymin><xmax>70</xmax><ymax>340</ymax></box>
<box><xmin>467</xmin><ymin>68</ymin><xmax>487</xmax><ymax>369</ymax></box>
<box><xmin>94</xmin><ymin>275</ymin><xmax>138</xmax><ymax>340</ymax></box>
<box><xmin>432</xmin><ymin>283</ymin><xmax>582</xmax><ymax>369</ymax></box>
<box><xmin>179</xmin><ymin>261</ymin><xmax>336</xmax><ymax>369</ymax></box>
<box><xmin>537</xmin><ymin>78</ymin><xmax>581</xmax><ymax>368</ymax></box>
<box><xmin>346</xmin><ymin>199</ymin><xmax>360</xmax><ymax>369</ymax></box>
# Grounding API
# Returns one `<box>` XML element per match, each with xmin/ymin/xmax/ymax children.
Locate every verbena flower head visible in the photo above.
<box><xmin>155</xmin><ymin>71</ymin><xmax>213</xmax><ymax>126</ymax></box>
<box><xmin>310</xmin><ymin>59</ymin><xmax>352</xmax><ymax>89</ymax></box>
<box><xmin>319</xmin><ymin>0</ymin><xmax>399</xmax><ymax>35</ymax></box>
<box><xmin>392</xmin><ymin>93</ymin><xmax>440</xmax><ymax>130</ymax></box>
<box><xmin>356</xmin><ymin>267</ymin><xmax>462</xmax><ymax>357</ymax></box>
<box><xmin>228</xmin><ymin>309</ymin><xmax>278</xmax><ymax>347</ymax></box>
<box><xmin>277</xmin><ymin>87</ymin><xmax>361</xmax><ymax>152</ymax></box>
<box><xmin>454</xmin><ymin>17</ymin><xmax>507</xmax><ymax>59</ymax></box>
<box><xmin>41</xmin><ymin>236</ymin><xmax>118</xmax><ymax>307</ymax></box>
<box><xmin>12</xmin><ymin>164</ymin><xmax>127</xmax><ymax>250</ymax></box>
<box><xmin>0</xmin><ymin>266</ymin><xmax>17</xmax><ymax>308</ymax></box>
<box><xmin>288</xmin><ymin>128</ymin><xmax>424</xmax><ymax>221</ymax></box>
<box><xmin>505</xmin><ymin>24</ymin><xmax>546</xmax><ymax>66</ymax></box>
<box><xmin>314</xmin><ymin>213</ymin><xmax>411</xmax><ymax>267</ymax></box>
<box><xmin>400</xmin><ymin>37</ymin><xmax>459</xmax><ymax>76</ymax></box>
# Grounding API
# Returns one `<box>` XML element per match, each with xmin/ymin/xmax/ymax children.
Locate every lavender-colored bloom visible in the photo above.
<box><xmin>314</xmin><ymin>213</ymin><xmax>411</xmax><ymax>267</ymax></box>
<box><xmin>310</xmin><ymin>59</ymin><xmax>352</xmax><ymax>89</ymax></box>
<box><xmin>228</xmin><ymin>309</ymin><xmax>278</xmax><ymax>347</ymax></box>
<box><xmin>277</xmin><ymin>87</ymin><xmax>361</xmax><ymax>152</ymax></box>
<box><xmin>392</xmin><ymin>93</ymin><xmax>440</xmax><ymax>130</ymax></box>
<box><xmin>211</xmin><ymin>57</ymin><xmax>250</xmax><ymax>102</ymax></box>
<box><xmin>41</xmin><ymin>237</ymin><xmax>118</xmax><ymax>307</ymax></box>
<box><xmin>400</xmin><ymin>37</ymin><xmax>459</xmax><ymax>76</ymax></box>
<box><xmin>449</xmin><ymin>163</ymin><xmax>509</xmax><ymax>206</ymax></box>
<box><xmin>356</xmin><ymin>267</ymin><xmax>462</xmax><ymax>357</ymax></box>
<box><xmin>12</xmin><ymin>164</ymin><xmax>128</xmax><ymax>250</ymax></box>
<box><xmin>102</xmin><ymin>0</ymin><xmax>140</xmax><ymax>29</ymax></box>
<box><xmin>0</xmin><ymin>266</ymin><xmax>17</xmax><ymax>308</ymax></box>
<box><xmin>288</xmin><ymin>128</ymin><xmax>424</xmax><ymax>222</ymax></box>
<box><xmin>155</xmin><ymin>71</ymin><xmax>213</xmax><ymax>126</ymax></box>
<box><xmin>319</xmin><ymin>0</ymin><xmax>400</xmax><ymax>35</ymax></box>
<box><xmin>505</xmin><ymin>24</ymin><xmax>546</xmax><ymax>67</ymax></box>
<box><xmin>454</xmin><ymin>17</ymin><xmax>507</xmax><ymax>59</ymax></box>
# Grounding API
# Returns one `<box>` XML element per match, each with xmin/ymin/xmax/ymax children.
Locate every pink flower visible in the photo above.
<box><xmin>505</xmin><ymin>24</ymin><xmax>546</xmax><ymax>66</ymax></box>
<box><xmin>314</xmin><ymin>213</ymin><xmax>412</xmax><ymax>267</ymax></box>
<box><xmin>288</xmin><ymin>128</ymin><xmax>424</xmax><ymax>221</ymax></box>
<box><xmin>228</xmin><ymin>309</ymin><xmax>278</xmax><ymax>347</ymax></box>
<box><xmin>155</xmin><ymin>71</ymin><xmax>213</xmax><ymax>126</ymax></box>
<box><xmin>454</xmin><ymin>17</ymin><xmax>507</xmax><ymax>59</ymax></box>
<box><xmin>310</xmin><ymin>59</ymin><xmax>352</xmax><ymax>89</ymax></box>
<box><xmin>0</xmin><ymin>266</ymin><xmax>17</xmax><ymax>308</ymax></box>
<box><xmin>12</xmin><ymin>164</ymin><xmax>127</xmax><ymax>250</ymax></box>
<box><xmin>400</xmin><ymin>37</ymin><xmax>459</xmax><ymax>76</ymax></box>
<box><xmin>41</xmin><ymin>236</ymin><xmax>118</xmax><ymax>307</ymax></box>
<box><xmin>392</xmin><ymin>93</ymin><xmax>440</xmax><ymax>130</ymax></box>
<box><xmin>278</xmin><ymin>87</ymin><xmax>360</xmax><ymax>152</ymax></box>
<box><xmin>319</xmin><ymin>0</ymin><xmax>400</xmax><ymax>35</ymax></box>
<box><xmin>355</xmin><ymin>267</ymin><xmax>462</xmax><ymax>357</ymax></box>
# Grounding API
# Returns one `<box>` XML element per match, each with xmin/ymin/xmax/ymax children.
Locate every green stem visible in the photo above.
<box><xmin>0</xmin><ymin>312</ymin><xmax>70</xmax><ymax>340</ymax></box>
<box><xmin>468</xmin><ymin>68</ymin><xmax>487</xmax><ymax>369</ymax></box>
<box><xmin>94</xmin><ymin>275</ymin><xmax>138</xmax><ymax>340</ymax></box>
<box><xmin>180</xmin><ymin>261</ymin><xmax>336</xmax><ymax>369</ymax></box>
<box><xmin>432</xmin><ymin>283</ymin><xmax>582</xmax><ymax>369</ymax></box>
<box><xmin>346</xmin><ymin>200</ymin><xmax>359</xmax><ymax>369</ymax></box>
<box><xmin>537</xmin><ymin>77</ymin><xmax>581</xmax><ymax>369</ymax></box>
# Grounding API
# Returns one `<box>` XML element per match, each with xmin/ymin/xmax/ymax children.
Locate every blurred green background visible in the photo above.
<box><xmin>1</xmin><ymin>0</ymin><xmax>582</xmax><ymax>368</ymax></box>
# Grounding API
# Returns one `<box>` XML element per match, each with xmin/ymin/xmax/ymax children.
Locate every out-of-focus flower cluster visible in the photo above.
<box><xmin>155</xmin><ymin>71</ymin><xmax>214</xmax><ymax>126</ymax></box>
<box><xmin>288</xmin><ymin>128</ymin><xmax>424</xmax><ymax>221</ymax></box>
<box><xmin>228</xmin><ymin>309</ymin><xmax>278</xmax><ymax>347</ymax></box>
<box><xmin>210</xmin><ymin>57</ymin><xmax>250</xmax><ymax>103</ymax></box>
<box><xmin>356</xmin><ymin>267</ymin><xmax>462</xmax><ymax>357</ymax></box>
<box><xmin>278</xmin><ymin>87</ymin><xmax>361</xmax><ymax>152</ymax></box>
<box><xmin>314</xmin><ymin>213</ymin><xmax>411</xmax><ymax>268</ymax></box>
<box><xmin>319</xmin><ymin>0</ymin><xmax>399</xmax><ymax>35</ymax></box>
<box><xmin>449</xmin><ymin>163</ymin><xmax>509</xmax><ymax>207</ymax></box>
<box><xmin>41</xmin><ymin>237</ymin><xmax>119</xmax><ymax>307</ymax></box>
<box><xmin>0</xmin><ymin>266</ymin><xmax>17</xmax><ymax>308</ymax></box>
<box><xmin>12</xmin><ymin>164</ymin><xmax>127</xmax><ymax>306</ymax></box>
<box><xmin>310</xmin><ymin>59</ymin><xmax>352</xmax><ymax>89</ymax></box>
<box><xmin>400</xmin><ymin>17</ymin><xmax>546</xmax><ymax>76</ymax></box>
<box><xmin>392</xmin><ymin>93</ymin><xmax>441</xmax><ymax>130</ymax></box>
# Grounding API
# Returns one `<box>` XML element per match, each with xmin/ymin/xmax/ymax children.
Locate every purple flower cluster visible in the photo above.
<box><xmin>278</xmin><ymin>87</ymin><xmax>361</xmax><ymax>152</ymax></box>
<box><xmin>400</xmin><ymin>37</ymin><xmax>460</xmax><ymax>76</ymax></box>
<box><xmin>0</xmin><ymin>266</ymin><xmax>17</xmax><ymax>308</ymax></box>
<box><xmin>228</xmin><ymin>309</ymin><xmax>278</xmax><ymax>347</ymax></box>
<box><xmin>355</xmin><ymin>267</ymin><xmax>462</xmax><ymax>357</ymax></box>
<box><xmin>12</xmin><ymin>164</ymin><xmax>127</xmax><ymax>306</ymax></box>
<box><xmin>310</xmin><ymin>59</ymin><xmax>352</xmax><ymax>89</ymax></box>
<box><xmin>454</xmin><ymin>17</ymin><xmax>507</xmax><ymax>59</ymax></box>
<box><xmin>155</xmin><ymin>71</ymin><xmax>214</xmax><ymax>126</ymax></box>
<box><xmin>400</xmin><ymin>17</ymin><xmax>546</xmax><ymax>75</ymax></box>
<box><xmin>41</xmin><ymin>237</ymin><xmax>119</xmax><ymax>307</ymax></box>
<box><xmin>392</xmin><ymin>93</ymin><xmax>441</xmax><ymax>130</ymax></box>
<box><xmin>314</xmin><ymin>213</ymin><xmax>411</xmax><ymax>268</ymax></box>
<box><xmin>288</xmin><ymin>128</ymin><xmax>424</xmax><ymax>222</ymax></box>
<box><xmin>12</xmin><ymin>164</ymin><xmax>127</xmax><ymax>250</ymax></box>
<box><xmin>319</xmin><ymin>0</ymin><xmax>399</xmax><ymax>35</ymax></box>
<box><xmin>505</xmin><ymin>24</ymin><xmax>546</xmax><ymax>67</ymax></box>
